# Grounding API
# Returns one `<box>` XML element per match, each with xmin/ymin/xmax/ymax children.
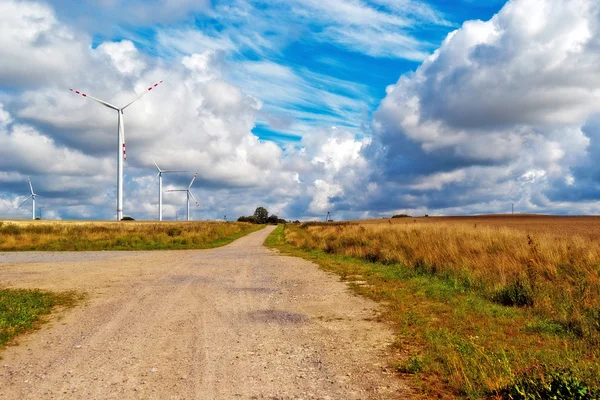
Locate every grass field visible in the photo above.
<box><xmin>267</xmin><ymin>216</ymin><xmax>600</xmax><ymax>399</ymax></box>
<box><xmin>0</xmin><ymin>289</ymin><xmax>81</xmax><ymax>347</ymax></box>
<box><xmin>0</xmin><ymin>220</ymin><xmax>263</xmax><ymax>251</ymax></box>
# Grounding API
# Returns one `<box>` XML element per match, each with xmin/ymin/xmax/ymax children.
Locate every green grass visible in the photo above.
<box><xmin>266</xmin><ymin>225</ymin><xmax>600</xmax><ymax>399</ymax></box>
<box><xmin>0</xmin><ymin>289</ymin><xmax>81</xmax><ymax>347</ymax></box>
<box><xmin>0</xmin><ymin>221</ymin><xmax>264</xmax><ymax>251</ymax></box>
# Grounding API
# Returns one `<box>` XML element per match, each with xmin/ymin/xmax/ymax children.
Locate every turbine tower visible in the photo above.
<box><xmin>167</xmin><ymin>172</ymin><xmax>200</xmax><ymax>222</ymax></box>
<box><xmin>69</xmin><ymin>80</ymin><xmax>163</xmax><ymax>220</ymax></box>
<box><xmin>17</xmin><ymin>177</ymin><xmax>40</xmax><ymax>220</ymax></box>
<box><xmin>147</xmin><ymin>156</ymin><xmax>186</xmax><ymax>221</ymax></box>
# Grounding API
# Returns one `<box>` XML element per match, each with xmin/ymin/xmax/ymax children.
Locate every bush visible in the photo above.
<box><xmin>237</xmin><ymin>216</ymin><xmax>258</xmax><ymax>224</ymax></box>
<box><xmin>392</xmin><ymin>214</ymin><xmax>411</xmax><ymax>218</ymax></box>
<box><xmin>501</xmin><ymin>365</ymin><xmax>600</xmax><ymax>400</ymax></box>
<box><xmin>121</xmin><ymin>216</ymin><xmax>135</xmax><ymax>221</ymax></box>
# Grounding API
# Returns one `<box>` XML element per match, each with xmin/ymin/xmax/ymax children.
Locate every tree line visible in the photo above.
<box><xmin>237</xmin><ymin>207</ymin><xmax>287</xmax><ymax>224</ymax></box>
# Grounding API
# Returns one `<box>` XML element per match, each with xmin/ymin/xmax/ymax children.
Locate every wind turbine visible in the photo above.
<box><xmin>69</xmin><ymin>80</ymin><xmax>163</xmax><ymax>221</ymax></box>
<box><xmin>17</xmin><ymin>177</ymin><xmax>40</xmax><ymax>220</ymax></box>
<box><xmin>147</xmin><ymin>156</ymin><xmax>186</xmax><ymax>221</ymax></box>
<box><xmin>167</xmin><ymin>172</ymin><xmax>200</xmax><ymax>222</ymax></box>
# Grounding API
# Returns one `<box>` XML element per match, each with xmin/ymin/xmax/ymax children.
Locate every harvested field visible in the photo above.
<box><xmin>367</xmin><ymin>214</ymin><xmax>600</xmax><ymax>240</ymax></box>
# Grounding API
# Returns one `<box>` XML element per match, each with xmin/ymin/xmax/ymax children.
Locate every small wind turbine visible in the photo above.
<box><xmin>167</xmin><ymin>172</ymin><xmax>200</xmax><ymax>222</ymax></box>
<box><xmin>69</xmin><ymin>80</ymin><xmax>163</xmax><ymax>221</ymax></box>
<box><xmin>17</xmin><ymin>177</ymin><xmax>40</xmax><ymax>220</ymax></box>
<box><xmin>147</xmin><ymin>156</ymin><xmax>186</xmax><ymax>221</ymax></box>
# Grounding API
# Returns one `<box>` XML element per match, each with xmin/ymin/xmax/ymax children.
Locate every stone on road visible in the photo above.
<box><xmin>0</xmin><ymin>226</ymin><xmax>411</xmax><ymax>399</ymax></box>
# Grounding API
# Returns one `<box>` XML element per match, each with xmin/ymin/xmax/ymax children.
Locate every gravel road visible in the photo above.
<box><xmin>0</xmin><ymin>226</ymin><xmax>411</xmax><ymax>399</ymax></box>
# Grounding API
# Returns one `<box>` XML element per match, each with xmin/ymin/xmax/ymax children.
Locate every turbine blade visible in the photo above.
<box><xmin>149</xmin><ymin>155</ymin><xmax>161</xmax><ymax>172</ymax></box>
<box><xmin>161</xmin><ymin>170</ymin><xmax>187</xmax><ymax>173</ymax></box>
<box><xmin>146</xmin><ymin>172</ymin><xmax>160</xmax><ymax>196</ymax></box>
<box><xmin>189</xmin><ymin>191</ymin><xmax>201</xmax><ymax>208</ymax></box>
<box><xmin>69</xmin><ymin>89</ymin><xmax>119</xmax><ymax>111</ymax></box>
<box><xmin>121</xmin><ymin>80</ymin><xmax>164</xmax><ymax>110</ymax></box>
<box><xmin>166</xmin><ymin>189</ymin><xmax>187</xmax><ymax>192</ymax></box>
<box><xmin>27</xmin><ymin>177</ymin><xmax>34</xmax><ymax>195</ymax></box>
<box><xmin>188</xmin><ymin>171</ymin><xmax>198</xmax><ymax>189</ymax></box>
<box><xmin>17</xmin><ymin>195</ymin><xmax>33</xmax><ymax>209</ymax></box>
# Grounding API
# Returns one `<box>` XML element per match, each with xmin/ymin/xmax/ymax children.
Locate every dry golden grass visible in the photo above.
<box><xmin>274</xmin><ymin>217</ymin><xmax>600</xmax><ymax>397</ymax></box>
<box><xmin>0</xmin><ymin>220</ymin><xmax>261</xmax><ymax>251</ymax></box>
<box><xmin>287</xmin><ymin>218</ymin><xmax>600</xmax><ymax>340</ymax></box>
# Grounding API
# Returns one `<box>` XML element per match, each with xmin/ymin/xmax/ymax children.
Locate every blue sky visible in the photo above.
<box><xmin>1</xmin><ymin>0</ymin><xmax>600</xmax><ymax>220</ymax></box>
<box><xmin>62</xmin><ymin>0</ymin><xmax>505</xmax><ymax>145</ymax></box>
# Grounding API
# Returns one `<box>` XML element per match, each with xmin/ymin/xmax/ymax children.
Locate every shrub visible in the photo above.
<box><xmin>392</xmin><ymin>214</ymin><xmax>411</xmax><ymax>218</ymax></box>
<box><xmin>237</xmin><ymin>216</ymin><xmax>259</xmax><ymax>224</ymax></box>
<box><xmin>121</xmin><ymin>216</ymin><xmax>135</xmax><ymax>221</ymax></box>
<box><xmin>500</xmin><ymin>365</ymin><xmax>600</xmax><ymax>400</ymax></box>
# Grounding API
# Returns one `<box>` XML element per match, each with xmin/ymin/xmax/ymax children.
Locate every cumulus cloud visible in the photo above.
<box><xmin>0</xmin><ymin>0</ymin><xmax>301</xmax><ymax>220</ymax></box>
<box><xmin>0</xmin><ymin>0</ymin><xmax>87</xmax><ymax>88</ymax></box>
<box><xmin>367</xmin><ymin>0</ymin><xmax>600</xmax><ymax>215</ymax></box>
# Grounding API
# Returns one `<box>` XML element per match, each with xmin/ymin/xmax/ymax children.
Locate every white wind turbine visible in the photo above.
<box><xmin>147</xmin><ymin>156</ymin><xmax>186</xmax><ymax>221</ymax></box>
<box><xmin>167</xmin><ymin>172</ymin><xmax>200</xmax><ymax>222</ymax></box>
<box><xmin>17</xmin><ymin>177</ymin><xmax>40</xmax><ymax>220</ymax></box>
<box><xmin>69</xmin><ymin>80</ymin><xmax>163</xmax><ymax>221</ymax></box>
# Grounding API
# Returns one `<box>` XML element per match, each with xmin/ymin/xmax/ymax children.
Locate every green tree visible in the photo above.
<box><xmin>253</xmin><ymin>207</ymin><xmax>268</xmax><ymax>224</ymax></box>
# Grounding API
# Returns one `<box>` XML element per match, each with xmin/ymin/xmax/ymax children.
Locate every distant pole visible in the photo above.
<box><xmin>512</xmin><ymin>203</ymin><xmax>514</xmax><ymax>215</ymax></box>
<box><xmin>223</xmin><ymin>214</ymin><xmax>227</xmax><ymax>222</ymax></box>
<box><xmin>38</xmin><ymin>206</ymin><xmax>44</xmax><ymax>220</ymax></box>
<box><xmin>326</xmin><ymin>211</ymin><xmax>331</xmax><ymax>222</ymax></box>
<box><xmin>176</xmin><ymin>210</ymin><xmax>179</xmax><ymax>221</ymax></box>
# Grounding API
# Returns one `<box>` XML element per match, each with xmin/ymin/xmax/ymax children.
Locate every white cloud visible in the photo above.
<box><xmin>0</xmin><ymin>0</ymin><xmax>88</xmax><ymax>87</ymax></box>
<box><xmin>309</xmin><ymin>179</ymin><xmax>343</xmax><ymax>214</ymax></box>
<box><xmin>368</xmin><ymin>0</ymin><xmax>600</xmax><ymax>215</ymax></box>
<box><xmin>96</xmin><ymin>41</ymin><xmax>147</xmax><ymax>76</ymax></box>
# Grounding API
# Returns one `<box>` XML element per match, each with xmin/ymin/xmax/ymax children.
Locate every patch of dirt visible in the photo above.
<box><xmin>0</xmin><ymin>226</ymin><xmax>412</xmax><ymax>399</ymax></box>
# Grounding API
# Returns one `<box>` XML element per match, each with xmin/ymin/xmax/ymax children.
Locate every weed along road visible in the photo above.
<box><xmin>0</xmin><ymin>226</ymin><xmax>409</xmax><ymax>399</ymax></box>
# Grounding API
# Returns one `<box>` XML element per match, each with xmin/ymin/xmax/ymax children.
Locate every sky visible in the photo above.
<box><xmin>1</xmin><ymin>0</ymin><xmax>599</xmax><ymax>221</ymax></box>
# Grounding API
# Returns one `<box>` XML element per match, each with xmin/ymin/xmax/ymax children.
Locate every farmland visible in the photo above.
<box><xmin>0</xmin><ymin>220</ymin><xmax>262</xmax><ymax>251</ymax></box>
<box><xmin>268</xmin><ymin>215</ymin><xmax>600</xmax><ymax>398</ymax></box>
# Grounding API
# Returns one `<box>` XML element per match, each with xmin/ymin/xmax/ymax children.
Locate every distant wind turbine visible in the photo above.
<box><xmin>167</xmin><ymin>172</ymin><xmax>200</xmax><ymax>222</ymax></box>
<box><xmin>69</xmin><ymin>80</ymin><xmax>163</xmax><ymax>221</ymax></box>
<box><xmin>147</xmin><ymin>156</ymin><xmax>186</xmax><ymax>221</ymax></box>
<box><xmin>17</xmin><ymin>177</ymin><xmax>40</xmax><ymax>220</ymax></box>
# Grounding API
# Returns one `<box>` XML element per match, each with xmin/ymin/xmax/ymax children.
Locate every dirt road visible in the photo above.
<box><xmin>0</xmin><ymin>226</ymin><xmax>410</xmax><ymax>399</ymax></box>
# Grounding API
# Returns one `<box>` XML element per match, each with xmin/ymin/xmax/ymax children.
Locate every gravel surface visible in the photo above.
<box><xmin>0</xmin><ymin>226</ymin><xmax>411</xmax><ymax>399</ymax></box>
<box><xmin>0</xmin><ymin>251</ymin><xmax>125</xmax><ymax>264</ymax></box>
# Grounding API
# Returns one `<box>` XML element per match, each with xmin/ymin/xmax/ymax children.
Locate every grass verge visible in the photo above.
<box><xmin>0</xmin><ymin>289</ymin><xmax>82</xmax><ymax>347</ymax></box>
<box><xmin>0</xmin><ymin>221</ymin><xmax>264</xmax><ymax>251</ymax></box>
<box><xmin>266</xmin><ymin>224</ymin><xmax>600</xmax><ymax>399</ymax></box>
